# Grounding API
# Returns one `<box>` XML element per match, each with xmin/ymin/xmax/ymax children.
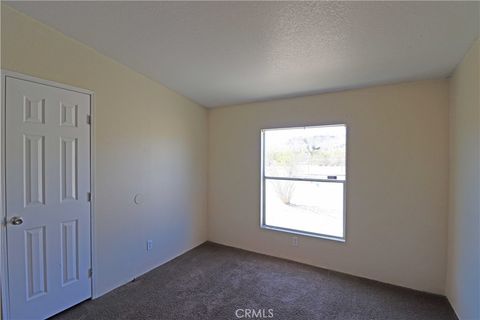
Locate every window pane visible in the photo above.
<box><xmin>264</xmin><ymin>179</ymin><xmax>344</xmax><ymax>238</ymax></box>
<box><xmin>264</xmin><ymin>126</ymin><xmax>346</xmax><ymax>180</ymax></box>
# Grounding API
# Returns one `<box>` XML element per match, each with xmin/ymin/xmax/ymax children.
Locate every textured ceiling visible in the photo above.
<box><xmin>7</xmin><ymin>1</ymin><xmax>480</xmax><ymax>107</ymax></box>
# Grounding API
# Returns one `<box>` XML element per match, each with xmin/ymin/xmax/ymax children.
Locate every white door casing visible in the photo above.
<box><xmin>4</xmin><ymin>76</ymin><xmax>92</xmax><ymax>320</ymax></box>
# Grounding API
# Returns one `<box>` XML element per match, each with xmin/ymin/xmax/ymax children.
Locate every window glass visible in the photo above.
<box><xmin>264</xmin><ymin>126</ymin><xmax>346</xmax><ymax>180</ymax></box>
<box><xmin>262</xmin><ymin>125</ymin><xmax>346</xmax><ymax>240</ymax></box>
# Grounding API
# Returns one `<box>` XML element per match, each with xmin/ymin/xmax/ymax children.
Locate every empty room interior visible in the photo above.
<box><xmin>0</xmin><ymin>1</ymin><xmax>479</xmax><ymax>320</ymax></box>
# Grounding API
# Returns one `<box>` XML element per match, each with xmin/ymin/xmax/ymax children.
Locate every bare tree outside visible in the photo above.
<box><xmin>272</xmin><ymin>180</ymin><xmax>296</xmax><ymax>205</ymax></box>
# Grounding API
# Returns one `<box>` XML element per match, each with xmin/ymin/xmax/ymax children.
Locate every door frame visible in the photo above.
<box><xmin>0</xmin><ymin>70</ymin><xmax>97</xmax><ymax>320</ymax></box>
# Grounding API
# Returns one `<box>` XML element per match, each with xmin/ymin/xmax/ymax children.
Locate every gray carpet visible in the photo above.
<box><xmin>52</xmin><ymin>242</ymin><xmax>457</xmax><ymax>320</ymax></box>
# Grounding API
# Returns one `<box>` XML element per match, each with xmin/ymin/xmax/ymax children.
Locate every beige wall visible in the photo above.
<box><xmin>447</xmin><ymin>39</ymin><xmax>480</xmax><ymax>320</ymax></box>
<box><xmin>1</xmin><ymin>5</ymin><xmax>208</xmax><ymax>297</ymax></box>
<box><xmin>208</xmin><ymin>80</ymin><xmax>449</xmax><ymax>294</ymax></box>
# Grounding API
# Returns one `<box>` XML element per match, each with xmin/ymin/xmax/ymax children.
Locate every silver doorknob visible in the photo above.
<box><xmin>10</xmin><ymin>217</ymin><xmax>24</xmax><ymax>225</ymax></box>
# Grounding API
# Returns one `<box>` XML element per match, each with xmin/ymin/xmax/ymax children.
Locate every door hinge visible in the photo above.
<box><xmin>87</xmin><ymin>115</ymin><xmax>91</xmax><ymax>125</ymax></box>
<box><xmin>88</xmin><ymin>268</ymin><xmax>93</xmax><ymax>278</ymax></box>
<box><xmin>87</xmin><ymin>192</ymin><xmax>92</xmax><ymax>202</ymax></box>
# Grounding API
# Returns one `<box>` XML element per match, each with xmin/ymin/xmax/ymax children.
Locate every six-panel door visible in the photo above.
<box><xmin>5</xmin><ymin>77</ymin><xmax>91</xmax><ymax>320</ymax></box>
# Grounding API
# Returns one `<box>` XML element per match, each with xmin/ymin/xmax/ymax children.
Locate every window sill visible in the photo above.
<box><xmin>261</xmin><ymin>224</ymin><xmax>346</xmax><ymax>243</ymax></box>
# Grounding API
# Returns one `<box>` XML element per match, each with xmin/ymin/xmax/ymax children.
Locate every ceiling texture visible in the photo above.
<box><xmin>7</xmin><ymin>1</ymin><xmax>480</xmax><ymax>108</ymax></box>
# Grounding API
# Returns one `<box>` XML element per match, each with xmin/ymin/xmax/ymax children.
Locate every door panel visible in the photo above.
<box><xmin>60</xmin><ymin>137</ymin><xmax>78</xmax><ymax>202</ymax></box>
<box><xmin>23</xmin><ymin>134</ymin><xmax>46</xmax><ymax>207</ymax></box>
<box><xmin>25</xmin><ymin>226</ymin><xmax>47</xmax><ymax>301</ymax></box>
<box><xmin>60</xmin><ymin>220</ymin><xmax>79</xmax><ymax>287</ymax></box>
<box><xmin>5</xmin><ymin>76</ymin><xmax>91</xmax><ymax>320</ymax></box>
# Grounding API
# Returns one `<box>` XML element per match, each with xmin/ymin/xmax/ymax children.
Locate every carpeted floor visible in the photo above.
<box><xmin>52</xmin><ymin>242</ymin><xmax>457</xmax><ymax>320</ymax></box>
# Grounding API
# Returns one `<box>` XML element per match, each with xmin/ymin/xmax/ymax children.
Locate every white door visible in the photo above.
<box><xmin>5</xmin><ymin>76</ymin><xmax>91</xmax><ymax>320</ymax></box>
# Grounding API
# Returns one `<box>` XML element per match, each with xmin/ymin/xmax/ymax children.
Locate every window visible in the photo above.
<box><xmin>260</xmin><ymin>125</ymin><xmax>346</xmax><ymax>241</ymax></box>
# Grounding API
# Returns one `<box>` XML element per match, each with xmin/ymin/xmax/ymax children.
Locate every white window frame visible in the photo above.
<box><xmin>260</xmin><ymin>124</ymin><xmax>347</xmax><ymax>242</ymax></box>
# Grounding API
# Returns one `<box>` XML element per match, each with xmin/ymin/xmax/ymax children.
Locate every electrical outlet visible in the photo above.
<box><xmin>147</xmin><ymin>240</ymin><xmax>153</xmax><ymax>251</ymax></box>
<box><xmin>292</xmin><ymin>236</ymin><xmax>298</xmax><ymax>247</ymax></box>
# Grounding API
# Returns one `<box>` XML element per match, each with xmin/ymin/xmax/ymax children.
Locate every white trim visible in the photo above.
<box><xmin>264</xmin><ymin>176</ymin><xmax>346</xmax><ymax>183</ymax></box>
<box><xmin>1</xmin><ymin>69</ymin><xmax>10</xmax><ymax>320</ymax></box>
<box><xmin>261</xmin><ymin>225</ymin><xmax>346</xmax><ymax>243</ymax></box>
<box><xmin>89</xmin><ymin>91</ymin><xmax>99</xmax><ymax>299</ymax></box>
<box><xmin>259</xmin><ymin>123</ymin><xmax>348</xmax><ymax>243</ymax></box>
<box><xmin>0</xmin><ymin>70</ymin><xmax>96</xmax><ymax>320</ymax></box>
<box><xmin>1</xmin><ymin>70</ymin><xmax>93</xmax><ymax>95</ymax></box>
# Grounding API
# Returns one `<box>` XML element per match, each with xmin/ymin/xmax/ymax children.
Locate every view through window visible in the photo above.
<box><xmin>261</xmin><ymin>125</ymin><xmax>346</xmax><ymax>240</ymax></box>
